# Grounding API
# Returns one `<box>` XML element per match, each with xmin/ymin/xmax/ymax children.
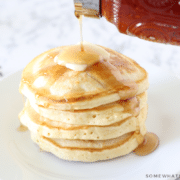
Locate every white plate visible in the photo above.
<box><xmin>1</xmin><ymin>70</ymin><xmax>180</xmax><ymax>180</ymax></box>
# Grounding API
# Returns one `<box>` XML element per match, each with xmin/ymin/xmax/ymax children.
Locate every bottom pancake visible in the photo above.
<box><xmin>31</xmin><ymin>131</ymin><xmax>146</xmax><ymax>162</ymax></box>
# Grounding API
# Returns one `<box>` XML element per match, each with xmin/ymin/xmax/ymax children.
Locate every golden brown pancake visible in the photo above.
<box><xmin>19</xmin><ymin>101</ymin><xmax>147</xmax><ymax>140</ymax></box>
<box><xmin>31</xmin><ymin>130</ymin><xmax>146</xmax><ymax>162</ymax></box>
<box><xmin>28</xmin><ymin>91</ymin><xmax>147</xmax><ymax>125</ymax></box>
<box><xmin>19</xmin><ymin>44</ymin><xmax>149</xmax><ymax>162</ymax></box>
<box><xmin>19</xmin><ymin>46</ymin><xmax>149</xmax><ymax>110</ymax></box>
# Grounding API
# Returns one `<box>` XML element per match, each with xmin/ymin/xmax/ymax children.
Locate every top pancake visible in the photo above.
<box><xmin>19</xmin><ymin>46</ymin><xmax>149</xmax><ymax>110</ymax></box>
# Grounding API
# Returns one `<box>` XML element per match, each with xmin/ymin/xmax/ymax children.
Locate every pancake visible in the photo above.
<box><xmin>29</xmin><ymin>91</ymin><xmax>147</xmax><ymax>125</ymax></box>
<box><xmin>19</xmin><ymin>101</ymin><xmax>147</xmax><ymax>140</ymax></box>
<box><xmin>19</xmin><ymin>46</ymin><xmax>149</xmax><ymax>110</ymax></box>
<box><xmin>31</xmin><ymin>131</ymin><xmax>145</xmax><ymax>162</ymax></box>
<box><xmin>18</xmin><ymin>43</ymin><xmax>150</xmax><ymax>162</ymax></box>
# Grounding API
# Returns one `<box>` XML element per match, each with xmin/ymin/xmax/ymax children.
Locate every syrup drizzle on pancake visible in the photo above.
<box><xmin>17</xmin><ymin>123</ymin><xmax>28</xmax><ymax>132</ymax></box>
<box><xmin>120</xmin><ymin>96</ymin><xmax>140</xmax><ymax>117</ymax></box>
<box><xmin>20</xmin><ymin>49</ymin><xmax>139</xmax><ymax>104</ymax></box>
<box><xmin>79</xmin><ymin>15</ymin><xmax>84</xmax><ymax>51</ymax></box>
<box><xmin>133</xmin><ymin>132</ymin><xmax>159</xmax><ymax>156</ymax></box>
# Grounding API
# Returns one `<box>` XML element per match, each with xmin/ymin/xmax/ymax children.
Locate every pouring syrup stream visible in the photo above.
<box><xmin>78</xmin><ymin>15</ymin><xmax>84</xmax><ymax>51</ymax></box>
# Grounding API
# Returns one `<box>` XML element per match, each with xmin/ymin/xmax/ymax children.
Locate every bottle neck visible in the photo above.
<box><xmin>74</xmin><ymin>0</ymin><xmax>101</xmax><ymax>19</ymax></box>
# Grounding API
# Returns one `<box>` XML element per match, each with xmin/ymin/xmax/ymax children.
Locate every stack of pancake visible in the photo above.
<box><xmin>19</xmin><ymin>44</ymin><xmax>149</xmax><ymax>162</ymax></box>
